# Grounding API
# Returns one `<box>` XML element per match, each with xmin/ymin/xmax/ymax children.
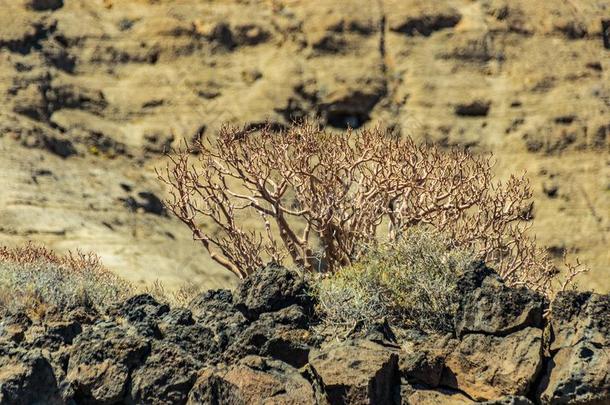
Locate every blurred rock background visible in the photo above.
<box><xmin>0</xmin><ymin>0</ymin><xmax>607</xmax><ymax>291</ymax></box>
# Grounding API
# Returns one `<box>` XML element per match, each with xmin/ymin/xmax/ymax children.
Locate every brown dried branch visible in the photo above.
<box><xmin>158</xmin><ymin>122</ymin><xmax>584</xmax><ymax>293</ymax></box>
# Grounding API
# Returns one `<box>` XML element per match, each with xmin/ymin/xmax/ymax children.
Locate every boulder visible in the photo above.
<box><xmin>233</xmin><ymin>264</ymin><xmax>313</xmax><ymax>319</ymax></box>
<box><xmin>188</xmin><ymin>289</ymin><xmax>235</xmax><ymax>320</ymax></box>
<box><xmin>455</xmin><ymin>261</ymin><xmax>545</xmax><ymax>336</ymax></box>
<box><xmin>188</xmin><ymin>355</ymin><xmax>321</xmax><ymax>405</ymax></box>
<box><xmin>399</xmin><ymin>333</ymin><xmax>457</xmax><ymax>387</ymax></box>
<box><xmin>0</xmin><ymin>348</ymin><xmax>62</xmax><ymax>405</ymax></box>
<box><xmin>188</xmin><ymin>289</ymin><xmax>249</xmax><ymax>347</ymax></box>
<box><xmin>129</xmin><ymin>342</ymin><xmax>201</xmax><ymax>404</ymax></box>
<box><xmin>309</xmin><ymin>339</ymin><xmax>399</xmax><ymax>404</ymax></box>
<box><xmin>0</xmin><ymin>312</ymin><xmax>32</xmax><ymax>344</ymax></box>
<box><xmin>187</xmin><ymin>368</ymin><xmax>243</xmax><ymax>405</ymax></box>
<box><xmin>27</xmin><ymin>320</ymin><xmax>82</xmax><ymax>351</ymax></box>
<box><xmin>223</xmin><ymin>305</ymin><xmax>316</xmax><ymax>368</ymax></box>
<box><xmin>66</xmin><ymin>322</ymin><xmax>150</xmax><ymax>404</ymax></box>
<box><xmin>161</xmin><ymin>308</ymin><xmax>195</xmax><ymax>327</ymax></box>
<box><xmin>113</xmin><ymin>293</ymin><xmax>169</xmax><ymax>338</ymax></box>
<box><xmin>441</xmin><ymin>327</ymin><xmax>543</xmax><ymax>401</ymax></box>
<box><xmin>116</xmin><ymin>294</ymin><xmax>170</xmax><ymax>323</ymax></box>
<box><xmin>161</xmin><ymin>322</ymin><xmax>222</xmax><ymax>364</ymax></box>
<box><xmin>537</xmin><ymin>291</ymin><xmax>610</xmax><ymax>404</ymax></box>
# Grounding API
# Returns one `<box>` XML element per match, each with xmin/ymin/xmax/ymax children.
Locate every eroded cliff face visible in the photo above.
<box><xmin>0</xmin><ymin>0</ymin><xmax>608</xmax><ymax>290</ymax></box>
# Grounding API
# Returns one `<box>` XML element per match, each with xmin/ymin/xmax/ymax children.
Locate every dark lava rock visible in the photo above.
<box><xmin>537</xmin><ymin>291</ymin><xmax>610</xmax><ymax>404</ymax></box>
<box><xmin>455</xmin><ymin>261</ymin><xmax>545</xmax><ymax>336</ymax></box>
<box><xmin>234</xmin><ymin>264</ymin><xmax>313</xmax><ymax>319</ymax></box>
<box><xmin>188</xmin><ymin>288</ymin><xmax>234</xmax><ymax>320</ymax></box>
<box><xmin>309</xmin><ymin>339</ymin><xmax>399</xmax><ymax>405</ymax></box>
<box><xmin>0</xmin><ymin>312</ymin><xmax>32</xmax><ymax>344</ymax></box>
<box><xmin>28</xmin><ymin>320</ymin><xmax>82</xmax><ymax>351</ymax></box>
<box><xmin>129</xmin><ymin>342</ymin><xmax>201</xmax><ymax>405</ymax></box>
<box><xmin>1</xmin><ymin>258</ymin><xmax>605</xmax><ymax>404</ymax></box>
<box><xmin>162</xmin><ymin>322</ymin><xmax>222</xmax><ymax>364</ymax></box>
<box><xmin>161</xmin><ymin>307</ymin><xmax>195</xmax><ymax>326</ymax></box>
<box><xmin>66</xmin><ymin>322</ymin><xmax>151</xmax><ymax>404</ymax></box>
<box><xmin>223</xmin><ymin>305</ymin><xmax>317</xmax><ymax>368</ymax></box>
<box><xmin>113</xmin><ymin>293</ymin><xmax>169</xmax><ymax>337</ymax></box>
<box><xmin>187</xmin><ymin>369</ymin><xmax>244</xmax><ymax>405</ymax></box>
<box><xmin>0</xmin><ymin>348</ymin><xmax>63</xmax><ymax>404</ymax></box>
<box><xmin>187</xmin><ymin>288</ymin><xmax>249</xmax><ymax>356</ymax></box>
<box><xmin>399</xmin><ymin>333</ymin><xmax>456</xmax><ymax>388</ymax></box>
<box><xmin>117</xmin><ymin>294</ymin><xmax>170</xmax><ymax>323</ymax></box>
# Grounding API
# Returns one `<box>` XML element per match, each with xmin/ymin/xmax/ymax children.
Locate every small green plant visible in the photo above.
<box><xmin>315</xmin><ymin>228</ymin><xmax>474</xmax><ymax>333</ymax></box>
<box><xmin>0</xmin><ymin>243</ymin><xmax>133</xmax><ymax>319</ymax></box>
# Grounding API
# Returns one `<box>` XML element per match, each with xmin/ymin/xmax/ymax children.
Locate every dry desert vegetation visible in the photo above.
<box><xmin>0</xmin><ymin>1</ymin><xmax>609</xmax><ymax>404</ymax></box>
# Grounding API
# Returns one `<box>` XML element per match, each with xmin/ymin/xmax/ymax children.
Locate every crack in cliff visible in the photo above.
<box><xmin>375</xmin><ymin>0</ymin><xmax>402</xmax><ymax>129</ymax></box>
<box><xmin>377</xmin><ymin>0</ymin><xmax>387</xmax><ymax>77</ymax></box>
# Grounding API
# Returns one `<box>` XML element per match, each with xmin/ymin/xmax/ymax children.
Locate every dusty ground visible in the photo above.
<box><xmin>0</xmin><ymin>0</ymin><xmax>608</xmax><ymax>291</ymax></box>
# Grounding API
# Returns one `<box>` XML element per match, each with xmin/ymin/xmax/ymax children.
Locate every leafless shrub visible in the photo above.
<box><xmin>159</xmin><ymin>121</ymin><xmax>584</xmax><ymax>294</ymax></box>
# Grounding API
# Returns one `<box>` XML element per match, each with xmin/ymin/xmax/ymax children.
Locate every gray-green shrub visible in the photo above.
<box><xmin>0</xmin><ymin>244</ymin><xmax>133</xmax><ymax>318</ymax></box>
<box><xmin>315</xmin><ymin>228</ymin><xmax>474</xmax><ymax>333</ymax></box>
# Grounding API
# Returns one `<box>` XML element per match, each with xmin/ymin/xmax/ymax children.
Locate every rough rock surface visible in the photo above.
<box><xmin>454</xmin><ymin>261</ymin><xmax>545</xmax><ymax>336</ymax></box>
<box><xmin>1</xmin><ymin>263</ymin><xmax>609</xmax><ymax>404</ymax></box>
<box><xmin>0</xmin><ymin>0</ymin><xmax>607</xmax><ymax>293</ymax></box>
<box><xmin>537</xmin><ymin>291</ymin><xmax>610</xmax><ymax>405</ymax></box>
<box><xmin>188</xmin><ymin>355</ymin><xmax>323</xmax><ymax>405</ymax></box>
<box><xmin>309</xmin><ymin>339</ymin><xmax>399</xmax><ymax>404</ymax></box>
<box><xmin>441</xmin><ymin>327</ymin><xmax>543</xmax><ymax>401</ymax></box>
<box><xmin>0</xmin><ymin>348</ymin><xmax>63</xmax><ymax>405</ymax></box>
<box><xmin>234</xmin><ymin>264</ymin><xmax>313</xmax><ymax>319</ymax></box>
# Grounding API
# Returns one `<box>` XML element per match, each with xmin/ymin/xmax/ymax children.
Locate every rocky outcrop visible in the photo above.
<box><xmin>188</xmin><ymin>356</ymin><xmax>323</xmax><ymax>405</ymax></box>
<box><xmin>454</xmin><ymin>261</ymin><xmax>545</xmax><ymax>337</ymax></box>
<box><xmin>0</xmin><ymin>348</ymin><xmax>63</xmax><ymax>405</ymax></box>
<box><xmin>0</xmin><ymin>263</ymin><xmax>608</xmax><ymax>404</ymax></box>
<box><xmin>309</xmin><ymin>339</ymin><xmax>399</xmax><ymax>404</ymax></box>
<box><xmin>441</xmin><ymin>328</ymin><xmax>543</xmax><ymax>400</ymax></box>
<box><xmin>66</xmin><ymin>322</ymin><xmax>151</xmax><ymax>403</ymax></box>
<box><xmin>537</xmin><ymin>291</ymin><xmax>610</xmax><ymax>404</ymax></box>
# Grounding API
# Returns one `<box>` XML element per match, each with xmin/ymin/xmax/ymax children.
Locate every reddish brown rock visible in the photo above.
<box><xmin>309</xmin><ymin>339</ymin><xmax>399</xmax><ymax>404</ymax></box>
<box><xmin>188</xmin><ymin>355</ymin><xmax>323</xmax><ymax>405</ymax></box>
<box><xmin>442</xmin><ymin>327</ymin><xmax>543</xmax><ymax>401</ymax></box>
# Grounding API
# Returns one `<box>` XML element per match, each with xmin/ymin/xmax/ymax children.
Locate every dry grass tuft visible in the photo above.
<box><xmin>0</xmin><ymin>243</ymin><xmax>133</xmax><ymax>319</ymax></box>
<box><xmin>315</xmin><ymin>228</ymin><xmax>474</xmax><ymax>333</ymax></box>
